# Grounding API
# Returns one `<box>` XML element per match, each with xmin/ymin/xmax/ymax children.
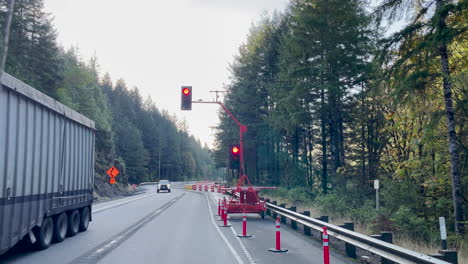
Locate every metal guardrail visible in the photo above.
<box><xmin>139</xmin><ymin>182</ymin><xmax>158</xmax><ymax>186</ymax></box>
<box><xmin>265</xmin><ymin>202</ymin><xmax>451</xmax><ymax>264</ymax></box>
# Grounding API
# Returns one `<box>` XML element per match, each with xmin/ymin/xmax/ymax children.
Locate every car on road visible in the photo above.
<box><xmin>157</xmin><ymin>180</ymin><xmax>171</xmax><ymax>193</ymax></box>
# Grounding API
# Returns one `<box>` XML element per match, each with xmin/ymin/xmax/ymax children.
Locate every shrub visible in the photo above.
<box><xmin>390</xmin><ymin>205</ymin><xmax>430</xmax><ymax>240</ymax></box>
<box><xmin>350</xmin><ymin>200</ymin><xmax>378</xmax><ymax>224</ymax></box>
<box><xmin>286</xmin><ymin>187</ymin><xmax>312</xmax><ymax>204</ymax></box>
<box><xmin>371</xmin><ymin>213</ymin><xmax>399</xmax><ymax>233</ymax></box>
<box><xmin>314</xmin><ymin>193</ymin><xmax>349</xmax><ymax>217</ymax></box>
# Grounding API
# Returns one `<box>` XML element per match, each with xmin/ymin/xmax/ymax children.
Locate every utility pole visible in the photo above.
<box><xmin>158</xmin><ymin>147</ymin><xmax>161</xmax><ymax>180</ymax></box>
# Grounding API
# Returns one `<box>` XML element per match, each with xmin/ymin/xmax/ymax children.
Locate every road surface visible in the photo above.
<box><xmin>0</xmin><ymin>185</ymin><xmax>352</xmax><ymax>264</ymax></box>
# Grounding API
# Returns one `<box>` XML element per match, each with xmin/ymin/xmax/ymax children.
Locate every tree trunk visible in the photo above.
<box><xmin>436</xmin><ymin>0</ymin><xmax>464</xmax><ymax>235</ymax></box>
<box><xmin>361</xmin><ymin>86</ymin><xmax>367</xmax><ymax>187</ymax></box>
<box><xmin>0</xmin><ymin>0</ymin><xmax>16</xmax><ymax>72</ymax></box>
<box><xmin>321</xmin><ymin>85</ymin><xmax>328</xmax><ymax>194</ymax></box>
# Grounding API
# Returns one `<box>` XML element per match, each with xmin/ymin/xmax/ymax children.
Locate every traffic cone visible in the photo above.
<box><xmin>323</xmin><ymin>227</ymin><xmax>330</xmax><ymax>264</ymax></box>
<box><xmin>219</xmin><ymin>204</ymin><xmax>231</xmax><ymax>227</ymax></box>
<box><xmin>269</xmin><ymin>216</ymin><xmax>288</xmax><ymax>252</ymax></box>
<box><xmin>237</xmin><ymin>210</ymin><xmax>252</xmax><ymax>238</ymax></box>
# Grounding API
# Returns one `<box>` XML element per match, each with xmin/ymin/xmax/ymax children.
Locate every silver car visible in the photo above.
<box><xmin>157</xmin><ymin>180</ymin><xmax>171</xmax><ymax>193</ymax></box>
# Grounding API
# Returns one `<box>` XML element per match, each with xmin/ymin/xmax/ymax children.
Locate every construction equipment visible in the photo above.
<box><xmin>225</xmin><ymin>174</ymin><xmax>276</xmax><ymax>219</ymax></box>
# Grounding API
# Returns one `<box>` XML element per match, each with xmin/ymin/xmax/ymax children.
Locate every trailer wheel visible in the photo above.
<box><xmin>79</xmin><ymin>207</ymin><xmax>90</xmax><ymax>232</ymax></box>
<box><xmin>53</xmin><ymin>213</ymin><xmax>68</xmax><ymax>242</ymax></box>
<box><xmin>67</xmin><ymin>210</ymin><xmax>80</xmax><ymax>237</ymax></box>
<box><xmin>34</xmin><ymin>217</ymin><xmax>54</xmax><ymax>250</ymax></box>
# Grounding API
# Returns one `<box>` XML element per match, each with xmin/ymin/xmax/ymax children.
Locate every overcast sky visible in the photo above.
<box><xmin>43</xmin><ymin>0</ymin><xmax>289</xmax><ymax>148</ymax></box>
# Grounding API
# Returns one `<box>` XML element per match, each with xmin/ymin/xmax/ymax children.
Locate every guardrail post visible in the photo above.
<box><xmin>381</xmin><ymin>232</ymin><xmax>394</xmax><ymax>264</ymax></box>
<box><xmin>339</xmin><ymin>222</ymin><xmax>356</xmax><ymax>259</ymax></box>
<box><xmin>289</xmin><ymin>206</ymin><xmax>297</xmax><ymax>230</ymax></box>
<box><xmin>316</xmin><ymin>216</ymin><xmax>329</xmax><ymax>223</ymax></box>
<box><xmin>272</xmin><ymin>201</ymin><xmax>278</xmax><ymax>218</ymax></box>
<box><xmin>302</xmin><ymin>211</ymin><xmax>311</xmax><ymax>236</ymax></box>
<box><xmin>280</xmin><ymin>203</ymin><xmax>287</xmax><ymax>224</ymax></box>
<box><xmin>371</xmin><ymin>232</ymin><xmax>394</xmax><ymax>264</ymax></box>
<box><xmin>434</xmin><ymin>250</ymin><xmax>458</xmax><ymax>264</ymax></box>
<box><xmin>430</xmin><ymin>250</ymin><xmax>458</xmax><ymax>264</ymax></box>
<box><xmin>266</xmin><ymin>199</ymin><xmax>271</xmax><ymax>216</ymax></box>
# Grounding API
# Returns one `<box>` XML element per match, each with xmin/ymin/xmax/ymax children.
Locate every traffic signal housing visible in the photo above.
<box><xmin>181</xmin><ymin>86</ymin><xmax>192</xmax><ymax>110</ymax></box>
<box><xmin>229</xmin><ymin>144</ymin><xmax>240</xmax><ymax>170</ymax></box>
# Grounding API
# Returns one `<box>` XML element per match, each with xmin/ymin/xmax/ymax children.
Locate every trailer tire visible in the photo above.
<box><xmin>79</xmin><ymin>207</ymin><xmax>90</xmax><ymax>232</ymax></box>
<box><xmin>67</xmin><ymin>210</ymin><xmax>80</xmax><ymax>237</ymax></box>
<box><xmin>34</xmin><ymin>217</ymin><xmax>54</xmax><ymax>250</ymax></box>
<box><xmin>53</xmin><ymin>213</ymin><xmax>68</xmax><ymax>242</ymax></box>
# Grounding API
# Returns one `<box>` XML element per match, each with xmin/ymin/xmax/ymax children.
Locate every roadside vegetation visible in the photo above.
<box><xmin>214</xmin><ymin>0</ymin><xmax>467</xmax><ymax>259</ymax></box>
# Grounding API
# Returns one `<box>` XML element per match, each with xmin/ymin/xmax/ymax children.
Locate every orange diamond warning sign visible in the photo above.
<box><xmin>106</xmin><ymin>166</ymin><xmax>119</xmax><ymax>178</ymax></box>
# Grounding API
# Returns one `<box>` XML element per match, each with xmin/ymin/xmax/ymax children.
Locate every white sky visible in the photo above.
<box><xmin>43</xmin><ymin>0</ymin><xmax>289</xmax><ymax>148</ymax></box>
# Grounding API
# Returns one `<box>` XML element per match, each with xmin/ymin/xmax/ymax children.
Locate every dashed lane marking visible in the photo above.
<box><xmin>70</xmin><ymin>194</ymin><xmax>184</xmax><ymax>264</ymax></box>
<box><xmin>205</xmin><ymin>193</ymin><xmax>245</xmax><ymax>264</ymax></box>
<box><xmin>208</xmin><ymin>192</ymin><xmax>256</xmax><ymax>264</ymax></box>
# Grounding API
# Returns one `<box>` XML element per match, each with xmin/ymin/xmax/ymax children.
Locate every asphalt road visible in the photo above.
<box><xmin>0</xmin><ymin>185</ymin><xmax>353</xmax><ymax>264</ymax></box>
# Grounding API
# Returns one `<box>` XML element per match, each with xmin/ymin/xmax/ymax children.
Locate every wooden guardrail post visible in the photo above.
<box><xmin>289</xmin><ymin>206</ymin><xmax>297</xmax><ymax>230</ymax></box>
<box><xmin>279</xmin><ymin>204</ymin><xmax>287</xmax><ymax>224</ymax></box>
<box><xmin>302</xmin><ymin>211</ymin><xmax>312</xmax><ymax>236</ymax></box>
<box><xmin>339</xmin><ymin>222</ymin><xmax>356</xmax><ymax>259</ymax></box>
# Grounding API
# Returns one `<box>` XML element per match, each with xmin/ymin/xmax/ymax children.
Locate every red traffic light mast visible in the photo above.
<box><xmin>186</xmin><ymin>88</ymin><xmax>276</xmax><ymax>218</ymax></box>
<box><xmin>192</xmin><ymin>99</ymin><xmax>247</xmax><ymax>174</ymax></box>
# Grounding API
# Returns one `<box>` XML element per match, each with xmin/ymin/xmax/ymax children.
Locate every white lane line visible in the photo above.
<box><xmin>205</xmin><ymin>193</ymin><xmax>244</xmax><ymax>264</ymax></box>
<box><xmin>229</xmin><ymin>221</ymin><xmax>257</xmax><ymax>264</ymax></box>
<box><xmin>209</xmin><ymin>192</ymin><xmax>256</xmax><ymax>264</ymax></box>
<box><xmin>94</xmin><ymin>192</ymin><xmax>158</xmax><ymax>213</ymax></box>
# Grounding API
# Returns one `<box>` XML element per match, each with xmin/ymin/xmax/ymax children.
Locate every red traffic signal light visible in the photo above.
<box><xmin>229</xmin><ymin>144</ymin><xmax>240</xmax><ymax>170</ymax></box>
<box><xmin>181</xmin><ymin>86</ymin><xmax>192</xmax><ymax>110</ymax></box>
<box><xmin>231</xmin><ymin>146</ymin><xmax>240</xmax><ymax>154</ymax></box>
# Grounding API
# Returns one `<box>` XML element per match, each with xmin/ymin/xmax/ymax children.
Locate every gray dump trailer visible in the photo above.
<box><xmin>0</xmin><ymin>72</ymin><xmax>95</xmax><ymax>255</ymax></box>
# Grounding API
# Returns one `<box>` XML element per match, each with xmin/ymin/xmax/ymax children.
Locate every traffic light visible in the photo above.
<box><xmin>229</xmin><ymin>144</ymin><xmax>240</xmax><ymax>170</ymax></box>
<box><xmin>181</xmin><ymin>86</ymin><xmax>192</xmax><ymax>110</ymax></box>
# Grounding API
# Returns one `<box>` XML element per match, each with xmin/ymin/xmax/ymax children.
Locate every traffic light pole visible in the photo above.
<box><xmin>192</xmin><ymin>101</ymin><xmax>247</xmax><ymax>175</ymax></box>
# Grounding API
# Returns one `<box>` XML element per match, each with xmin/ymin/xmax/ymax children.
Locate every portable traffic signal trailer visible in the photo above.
<box><xmin>182</xmin><ymin>91</ymin><xmax>276</xmax><ymax>218</ymax></box>
<box><xmin>225</xmin><ymin>174</ymin><xmax>276</xmax><ymax>219</ymax></box>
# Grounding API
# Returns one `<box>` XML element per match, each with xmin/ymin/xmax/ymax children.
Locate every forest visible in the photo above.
<box><xmin>0</xmin><ymin>0</ymin><xmax>216</xmax><ymax>184</ymax></box>
<box><xmin>213</xmin><ymin>0</ymin><xmax>467</xmax><ymax>243</ymax></box>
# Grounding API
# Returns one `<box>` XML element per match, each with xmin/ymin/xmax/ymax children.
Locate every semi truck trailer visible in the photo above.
<box><xmin>0</xmin><ymin>72</ymin><xmax>95</xmax><ymax>255</ymax></box>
